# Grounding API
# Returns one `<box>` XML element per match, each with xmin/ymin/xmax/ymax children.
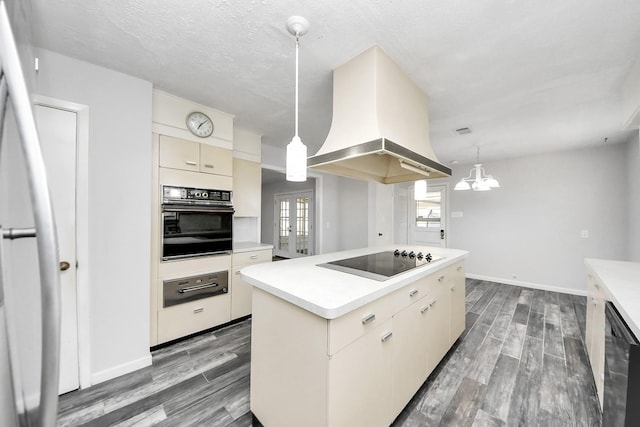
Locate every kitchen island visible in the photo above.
<box><xmin>241</xmin><ymin>245</ymin><xmax>468</xmax><ymax>427</ymax></box>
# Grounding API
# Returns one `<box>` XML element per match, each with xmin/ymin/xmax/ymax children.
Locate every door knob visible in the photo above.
<box><xmin>60</xmin><ymin>261</ymin><xmax>70</xmax><ymax>271</ymax></box>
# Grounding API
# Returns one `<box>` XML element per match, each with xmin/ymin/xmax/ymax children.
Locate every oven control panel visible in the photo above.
<box><xmin>163</xmin><ymin>185</ymin><xmax>232</xmax><ymax>205</ymax></box>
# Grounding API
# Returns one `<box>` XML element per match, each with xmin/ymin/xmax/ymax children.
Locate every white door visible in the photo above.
<box><xmin>34</xmin><ymin>105</ymin><xmax>79</xmax><ymax>394</ymax></box>
<box><xmin>409</xmin><ymin>184</ymin><xmax>447</xmax><ymax>247</ymax></box>
<box><xmin>274</xmin><ymin>191</ymin><xmax>313</xmax><ymax>258</ymax></box>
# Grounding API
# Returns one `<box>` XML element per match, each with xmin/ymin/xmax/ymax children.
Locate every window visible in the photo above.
<box><xmin>416</xmin><ymin>192</ymin><xmax>441</xmax><ymax>228</ymax></box>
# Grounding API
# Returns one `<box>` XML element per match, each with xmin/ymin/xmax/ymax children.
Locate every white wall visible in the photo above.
<box><xmin>34</xmin><ymin>49</ymin><xmax>153</xmax><ymax>382</ymax></box>
<box><xmin>627</xmin><ymin>131</ymin><xmax>640</xmax><ymax>261</ymax></box>
<box><xmin>434</xmin><ymin>143</ymin><xmax>629</xmax><ymax>294</ymax></box>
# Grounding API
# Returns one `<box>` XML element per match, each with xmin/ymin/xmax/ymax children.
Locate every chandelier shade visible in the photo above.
<box><xmin>454</xmin><ymin>146</ymin><xmax>500</xmax><ymax>191</ymax></box>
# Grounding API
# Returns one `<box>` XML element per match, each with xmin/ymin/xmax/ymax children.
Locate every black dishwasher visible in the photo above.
<box><xmin>604</xmin><ymin>302</ymin><xmax>640</xmax><ymax>426</ymax></box>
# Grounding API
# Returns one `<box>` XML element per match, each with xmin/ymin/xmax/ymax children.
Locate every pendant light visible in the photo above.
<box><xmin>454</xmin><ymin>146</ymin><xmax>500</xmax><ymax>191</ymax></box>
<box><xmin>285</xmin><ymin>16</ymin><xmax>309</xmax><ymax>182</ymax></box>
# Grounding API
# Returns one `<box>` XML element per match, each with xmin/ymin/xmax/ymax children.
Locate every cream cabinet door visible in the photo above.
<box><xmin>425</xmin><ymin>283</ymin><xmax>450</xmax><ymax>374</ymax></box>
<box><xmin>391</xmin><ymin>298</ymin><xmax>429</xmax><ymax>415</ymax></box>
<box><xmin>231</xmin><ymin>249</ymin><xmax>272</xmax><ymax>319</ymax></box>
<box><xmin>200</xmin><ymin>144</ymin><xmax>232</xmax><ymax>176</ymax></box>
<box><xmin>232</xmin><ymin>158</ymin><xmax>261</xmax><ymax>217</ymax></box>
<box><xmin>159</xmin><ymin>134</ymin><xmax>199</xmax><ymax>172</ymax></box>
<box><xmin>449</xmin><ymin>262</ymin><xmax>466</xmax><ymax>344</ymax></box>
<box><xmin>328</xmin><ymin>319</ymin><xmax>394</xmax><ymax>427</ymax></box>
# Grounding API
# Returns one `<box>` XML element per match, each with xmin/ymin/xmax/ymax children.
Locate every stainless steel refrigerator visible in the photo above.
<box><xmin>0</xmin><ymin>0</ymin><xmax>61</xmax><ymax>425</ymax></box>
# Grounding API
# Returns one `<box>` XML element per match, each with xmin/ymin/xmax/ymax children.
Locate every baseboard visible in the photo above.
<box><xmin>466</xmin><ymin>273</ymin><xmax>588</xmax><ymax>297</ymax></box>
<box><xmin>90</xmin><ymin>353</ymin><xmax>152</xmax><ymax>386</ymax></box>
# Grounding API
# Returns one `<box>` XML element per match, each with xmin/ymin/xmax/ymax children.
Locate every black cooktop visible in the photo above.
<box><xmin>319</xmin><ymin>249</ymin><xmax>442</xmax><ymax>281</ymax></box>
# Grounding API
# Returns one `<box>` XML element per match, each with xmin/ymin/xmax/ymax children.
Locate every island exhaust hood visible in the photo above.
<box><xmin>308</xmin><ymin>46</ymin><xmax>451</xmax><ymax>183</ymax></box>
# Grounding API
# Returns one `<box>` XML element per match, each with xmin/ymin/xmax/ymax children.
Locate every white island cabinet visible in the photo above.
<box><xmin>241</xmin><ymin>245</ymin><xmax>468</xmax><ymax>427</ymax></box>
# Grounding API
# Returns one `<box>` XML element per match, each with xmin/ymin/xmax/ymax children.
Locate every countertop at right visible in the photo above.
<box><xmin>585</xmin><ymin>258</ymin><xmax>640</xmax><ymax>338</ymax></box>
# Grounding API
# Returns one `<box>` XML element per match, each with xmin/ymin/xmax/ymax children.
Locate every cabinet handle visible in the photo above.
<box><xmin>185</xmin><ymin>160</ymin><xmax>197</xmax><ymax>166</ymax></box>
<box><xmin>203</xmin><ymin>164</ymin><xmax>214</xmax><ymax>169</ymax></box>
<box><xmin>450</xmin><ymin>285</ymin><xmax>456</xmax><ymax>291</ymax></box>
<box><xmin>420</xmin><ymin>306</ymin><xmax>429</xmax><ymax>314</ymax></box>
<box><xmin>193</xmin><ymin>307</ymin><xmax>204</xmax><ymax>314</ymax></box>
<box><xmin>456</xmin><ymin>266</ymin><xmax>462</xmax><ymax>271</ymax></box>
<box><xmin>235</xmin><ymin>270</ymin><xmax>241</xmax><ymax>275</ymax></box>
<box><xmin>178</xmin><ymin>282</ymin><xmax>219</xmax><ymax>294</ymax></box>
<box><xmin>409</xmin><ymin>289</ymin><xmax>418</xmax><ymax>297</ymax></box>
<box><xmin>362</xmin><ymin>313</ymin><xmax>376</xmax><ymax>325</ymax></box>
<box><xmin>381</xmin><ymin>332</ymin><xmax>393</xmax><ymax>343</ymax></box>
<box><xmin>438</xmin><ymin>275</ymin><xmax>445</xmax><ymax>282</ymax></box>
<box><xmin>430</xmin><ymin>299</ymin><xmax>437</xmax><ymax>307</ymax></box>
<box><xmin>250</xmin><ymin>255</ymin><xmax>259</xmax><ymax>259</ymax></box>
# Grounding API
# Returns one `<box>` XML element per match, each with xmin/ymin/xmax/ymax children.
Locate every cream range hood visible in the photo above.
<box><xmin>308</xmin><ymin>46</ymin><xmax>451</xmax><ymax>184</ymax></box>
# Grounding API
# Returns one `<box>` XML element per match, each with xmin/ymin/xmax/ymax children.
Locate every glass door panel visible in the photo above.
<box><xmin>274</xmin><ymin>191</ymin><xmax>313</xmax><ymax>258</ymax></box>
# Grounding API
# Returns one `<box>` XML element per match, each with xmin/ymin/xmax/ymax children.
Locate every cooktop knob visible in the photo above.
<box><xmin>394</xmin><ymin>249</ymin><xmax>400</xmax><ymax>256</ymax></box>
<box><xmin>416</xmin><ymin>252</ymin><xmax>424</xmax><ymax>260</ymax></box>
<box><xmin>401</xmin><ymin>250</ymin><xmax>408</xmax><ymax>257</ymax></box>
<box><xmin>408</xmin><ymin>251</ymin><xmax>416</xmax><ymax>258</ymax></box>
<box><xmin>425</xmin><ymin>253</ymin><xmax>433</xmax><ymax>262</ymax></box>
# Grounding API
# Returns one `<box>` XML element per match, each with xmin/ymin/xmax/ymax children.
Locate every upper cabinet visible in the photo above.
<box><xmin>200</xmin><ymin>143</ymin><xmax>233</xmax><ymax>176</ymax></box>
<box><xmin>233</xmin><ymin>127</ymin><xmax>262</xmax><ymax>217</ymax></box>
<box><xmin>159</xmin><ymin>135</ymin><xmax>232</xmax><ymax>176</ymax></box>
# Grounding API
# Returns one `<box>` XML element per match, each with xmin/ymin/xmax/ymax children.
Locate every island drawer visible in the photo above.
<box><xmin>394</xmin><ymin>272</ymin><xmax>443</xmax><ymax>309</ymax></box>
<box><xmin>328</xmin><ymin>290</ymin><xmax>404</xmax><ymax>355</ymax></box>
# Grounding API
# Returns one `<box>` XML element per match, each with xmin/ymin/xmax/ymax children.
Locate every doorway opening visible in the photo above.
<box><xmin>274</xmin><ymin>191</ymin><xmax>314</xmax><ymax>259</ymax></box>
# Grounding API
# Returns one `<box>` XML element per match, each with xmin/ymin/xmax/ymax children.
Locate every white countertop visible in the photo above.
<box><xmin>233</xmin><ymin>241</ymin><xmax>274</xmax><ymax>253</ymax></box>
<box><xmin>241</xmin><ymin>245</ymin><xmax>468</xmax><ymax>319</ymax></box>
<box><xmin>585</xmin><ymin>258</ymin><xmax>640</xmax><ymax>338</ymax></box>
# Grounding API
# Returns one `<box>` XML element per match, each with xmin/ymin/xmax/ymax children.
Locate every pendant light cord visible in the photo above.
<box><xmin>294</xmin><ymin>33</ymin><xmax>300</xmax><ymax>139</ymax></box>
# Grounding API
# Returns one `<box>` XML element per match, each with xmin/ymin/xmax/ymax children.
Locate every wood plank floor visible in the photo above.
<box><xmin>56</xmin><ymin>279</ymin><xmax>602</xmax><ymax>426</ymax></box>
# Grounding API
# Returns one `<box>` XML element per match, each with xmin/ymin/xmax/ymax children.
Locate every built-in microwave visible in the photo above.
<box><xmin>161</xmin><ymin>185</ymin><xmax>233</xmax><ymax>260</ymax></box>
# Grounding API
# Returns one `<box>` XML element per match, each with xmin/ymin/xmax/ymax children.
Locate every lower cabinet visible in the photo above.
<box><xmin>328</xmin><ymin>320</ymin><xmax>394</xmax><ymax>427</ymax></box>
<box><xmin>585</xmin><ymin>272</ymin><xmax>606</xmax><ymax>408</ymax></box>
<box><xmin>250</xmin><ymin>260</ymin><xmax>465</xmax><ymax>427</ymax></box>
<box><xmin>157</xmin><ymin>294</ymin><xmax>230</xmax><ymax>344</ymax></box>
<box><xmin>449</xmin><ymin>263</ymin><xmax>466</xmax><ymax>345</ymax></box>
<box><xmin>231</xmin><ymin>249</ymin><xmax>272</xmax><ymax>319</ymax></box>
<box><xmin>392</xmin><ymin>297</ymin><xmax>430</xmax><ymax>415</ymax></box>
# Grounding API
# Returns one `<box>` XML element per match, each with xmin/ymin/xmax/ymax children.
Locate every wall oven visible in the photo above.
<box><xmin>161</xmin><ymin>185</ymin><xmax>233</xmax><ymax>260</ymax></box>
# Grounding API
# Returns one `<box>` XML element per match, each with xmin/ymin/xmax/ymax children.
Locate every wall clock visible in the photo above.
<box><xmin>186</xmin><ymin>111</ymin><xmax>214</xmax><ymax>138</ymax></box>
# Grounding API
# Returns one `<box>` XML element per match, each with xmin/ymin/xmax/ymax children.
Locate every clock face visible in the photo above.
<box><xmin>186</xmin><ymin>112</ymin><xmax>214</xmax><ymax>138</ymax></box>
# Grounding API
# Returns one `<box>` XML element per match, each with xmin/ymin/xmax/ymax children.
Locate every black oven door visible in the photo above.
<box><xmin>162</xmin><ymin>204</ymin><xmax>233</xmax><ymax>260</ymax></box>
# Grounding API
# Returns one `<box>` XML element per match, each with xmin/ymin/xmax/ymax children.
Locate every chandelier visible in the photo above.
<box><xmin>285</xmin><ymin>16</ymin><xmax>309</xmax><ymax>182</ymax></box>
<box><xmin>454</xmin><ymin>146</ymin><xmax>500</xmax><ymax>191</ymax></box>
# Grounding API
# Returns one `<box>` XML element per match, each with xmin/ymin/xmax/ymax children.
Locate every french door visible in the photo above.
<box><xmin>274</xmin><ymin>191</ymin><xmax>314</xmax><ymax>258</ymax></box>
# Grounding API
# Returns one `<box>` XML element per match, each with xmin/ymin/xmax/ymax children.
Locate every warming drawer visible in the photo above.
<box><xmin>163</xmin><ymin>270</ymin><xmax>228</xmax><ymax>308</ymax></box>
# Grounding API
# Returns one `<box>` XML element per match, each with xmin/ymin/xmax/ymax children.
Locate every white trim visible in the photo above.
<box><xmin>90</xmin><ymin>354</ymin><xmax>152</xmax><ymax>385</ymax></box>
<box><xmin>151</xmin><ymin>122</ymin><xmax>233</xmax><ymax>149</ymax></box>
<box><xmin>466</xmin><ymin>273</ymin><xmax>588</xmax><ymax>297</ymax></box>
<box><xmin>232</xmin><ymin>150</ymin><xmax>260</xmax><ymax>163</ymax></box>
<box><xmin>32</xmin><ymin>95</ymin><xmax>93</xmax><ymax>389</ymax></box>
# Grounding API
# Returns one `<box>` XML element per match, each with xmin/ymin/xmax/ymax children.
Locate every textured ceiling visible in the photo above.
<box><xmin>29</xmin><ymin>0</ymin><xmax>640</xmax><ymax>165</ymax></box>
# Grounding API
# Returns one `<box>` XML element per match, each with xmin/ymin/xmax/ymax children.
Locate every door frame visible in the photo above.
<box><xmin>261</xmin><ymin>164</ymin><xmax>323</xmax><ymax>255</ymax></box>
<box><xmin>273</xmin><ymin>190</ymin><xmax>314</xmax><ymax>258</ymax></box>
<box><xmin>33</xmin><ymin>95</ymin><xmax>91</xmax><ymax>389</ymax></box>
<box><xmin>408</xmin><ymin>182</ymin><xmax>449</xmax><ymax>248</ymax></box>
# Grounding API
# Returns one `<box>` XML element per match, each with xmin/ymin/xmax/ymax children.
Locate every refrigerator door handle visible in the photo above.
<box><xmin>1</xmin><ymin>2</ymin><xmax>62</xmax><ymax>426</ymax></box>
